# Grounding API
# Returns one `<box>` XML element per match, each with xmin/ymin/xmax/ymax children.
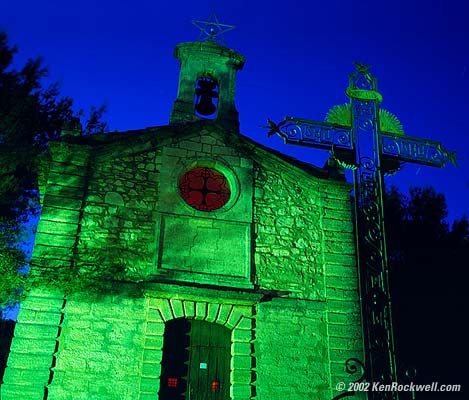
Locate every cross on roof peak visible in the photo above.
<box><xmin>192</xmin><ymin>13</ymin><xmax>235</xmax><ymax>46</ymax></box>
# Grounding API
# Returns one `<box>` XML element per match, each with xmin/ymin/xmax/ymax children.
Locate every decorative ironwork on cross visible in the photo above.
<box><xmin>192</xmin><ymin>13</ymin><xmax>235</xmax><ymax>46</ymax></box>
<box><xmin>264</xmin><ymin>64</ymin><xmax>456</xmax><ymax>400</ymax></box>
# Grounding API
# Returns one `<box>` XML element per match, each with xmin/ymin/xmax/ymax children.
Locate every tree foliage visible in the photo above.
<box><xmin>0</xmin><ymin>32</ymin><xmax>108</xmax><ymax>309</ymax></box>
<box><xmin>385</xmin><ymin>185</ymin><xmax>469</xmax><ymax>397</ymax></box>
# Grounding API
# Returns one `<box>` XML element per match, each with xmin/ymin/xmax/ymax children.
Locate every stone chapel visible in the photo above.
<box><xmin>1</xmin><ymin>37</ymin><xmax>363</xmax><ymax>400</ymax></box>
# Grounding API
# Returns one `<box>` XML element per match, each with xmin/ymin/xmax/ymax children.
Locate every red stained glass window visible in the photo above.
<box><xmin>167</xmin><ymin>377</ymin><xmax>178</xmax><ymax>388</ymax></box>
<box><xmin>211</xmin><ymin>381</ymin><xmax>220</xmax><ymax>391</ymax></box>
<box><xmin>179</xmin><ymin>167</ymin><xmax>230</xmax><ymax>211</ymax></box>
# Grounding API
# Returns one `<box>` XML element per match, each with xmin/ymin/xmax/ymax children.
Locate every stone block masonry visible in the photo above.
<box><xmin>254</xmin><ymin>298</ymin><xmax>330</xmax><ymax>400</ymax></box>
<box><xmin>45</xmin><ymin>293</ymin><xmax>147</xmax><ymax>400</ymax></box>
<box><xmin>2</xmin><ymin>121</ymin><xmax>364</xmax><ymax>399</ymax></box>
<box><xmin>78</xmin><ymin>144</ymin><xmax>159</xmax><ymax>279</ymax></box>
<box><xmin>1</xmin><ymin>290</ymin><xmax>64</xmax><ymax>400</ymax></box>
<box><xmin>253</xmin><ymin>157</ymin><xmax>363</xmax><ymax>399</ymax></box>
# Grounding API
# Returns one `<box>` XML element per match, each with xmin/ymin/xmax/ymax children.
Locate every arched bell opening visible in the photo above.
<box><xmin>194</xmin><ymin>76</ymin><xmax>219</xmax><ymax>119</ymax></box>
<box><xmin>159</xmin><ymin>318</ymin><xmax>231</xmax><ymax>400</ymax></box>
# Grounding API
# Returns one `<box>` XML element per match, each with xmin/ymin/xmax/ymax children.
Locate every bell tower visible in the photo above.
<box><xmin>169</xmin><ymin>37</ymin><xmax>245</xmax><ymax>131</ymax></box>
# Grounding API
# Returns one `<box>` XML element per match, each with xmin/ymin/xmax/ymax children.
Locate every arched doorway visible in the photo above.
<box><xmin>159</xmin><ymin>318</ymin><xmax>231</xmax><ymax>400</ymax></box>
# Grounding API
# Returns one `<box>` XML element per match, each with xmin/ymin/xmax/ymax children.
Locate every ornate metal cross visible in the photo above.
<box><xmin>265</xmin><ymin>63</ymin><xmax>456</xmax><ymax>400</ymax></box>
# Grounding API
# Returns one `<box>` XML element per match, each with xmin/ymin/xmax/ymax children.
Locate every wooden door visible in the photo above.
<box><xmin>187</xmin><ymin>320</ymin><xmax>230</xmax><ymax>400</ymax></box>
<box><xmin>159</xmin><ymin>319</ymin><xmax>230</xmax><ymax>400</ymax></box>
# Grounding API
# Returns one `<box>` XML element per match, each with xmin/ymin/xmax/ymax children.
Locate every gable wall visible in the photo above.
<box><xmin>2</xmin><ymin>127</ymin><xmax>363</xmax><ymax>400</ymax></box>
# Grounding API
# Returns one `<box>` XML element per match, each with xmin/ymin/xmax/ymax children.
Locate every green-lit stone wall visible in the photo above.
<box><xmin>253</xmin><ymin>157</ymin><xmax>363</xmax><ymax>398</ymax></box>
<box><xmin>1</xmin><ymin>122</ymin><xmax>363</xmax><ymax>400</ymax></box>
<box><xmin>32</xmin><ymin>141</ymin><xmax>90</xmax><ymax>272</ymax></box>
<box><xmin>78</xmin><ymin>140</ymin><xmax>159</xmax><ymax>279</ymax></box>
<box><xmin>49</xmin><ymin>292</ymin><xmax>145</xmax><ymax>400</ymax></box>
<box><xmin>254</xmin><ymin>298</ymin><xmax>329</xmax><ymax>398</ymax></box>
<box><xmin>1</xmin><ymin>290</ymin><xmax>64</xmax><ymax>400</ymax></box>
<box><xmin>253</xmin><ymin>163</ymin><xmax>324</xmax><ymax>299</ymax></box>
<box><xmin>57</xmin><ymin>297</ymin><xmax>142</xmax><ymax>397</ymax></box>
<box><xmin>153</xmin><ymin>124</ymin><xmax>253</xmax><ymax>288</ymax></box>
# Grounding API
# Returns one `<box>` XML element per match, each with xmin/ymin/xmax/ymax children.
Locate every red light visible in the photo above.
<box><xmin>211</xmin><ymin>381</ymin><xmax>220</xmax><ymax>391</ymax></box>
<box><xmin>167</xmin><ymin>377</ymin><xmax>178</xmax><ymax>388</ymax></box>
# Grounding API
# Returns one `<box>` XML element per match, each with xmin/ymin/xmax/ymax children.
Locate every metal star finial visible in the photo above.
<box><xmin>192</xmin><ymin>13</ymin><xmax>235</xmax><ymax>45</ymax></box>
<box><xmin>353</xmin><ymin>62</ymin><xmax>372</xmax><ymax>73</ymax></box>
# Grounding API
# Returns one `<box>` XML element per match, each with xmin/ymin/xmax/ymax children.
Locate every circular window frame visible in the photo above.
<box><xmin>177</xmin><ymin>160</ymin><xmax>240</xmax><ymax>214</ymax></box>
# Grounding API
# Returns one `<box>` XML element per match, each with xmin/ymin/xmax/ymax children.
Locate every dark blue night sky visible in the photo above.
<box><xmin>2</xmin><ymin>0</ymin><xmax>468</xmax><ymax>221</ymax></box>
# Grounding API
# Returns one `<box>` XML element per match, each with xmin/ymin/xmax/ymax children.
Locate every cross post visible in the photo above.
<box><xmin>265</xmin><ymin>64</ymin><xmax>456</xmax><ymax>400</ymax></box>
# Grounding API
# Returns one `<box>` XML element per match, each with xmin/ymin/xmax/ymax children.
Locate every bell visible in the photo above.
<box><xmin>195</xmin><ymin>95</ymin><xmax>216</xmax><ymax>116</ymax></box>
<box><xmin>195</xmin><ymin>79</ymin><xmax>218</xmax><ymax>116</ymax></box>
